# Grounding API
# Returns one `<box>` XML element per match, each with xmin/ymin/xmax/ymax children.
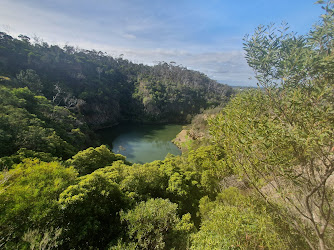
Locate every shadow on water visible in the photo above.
<box><xmin>96</xmin><ymin>122</ymin><xmax>183</xmax><ymax>164</ymax></box>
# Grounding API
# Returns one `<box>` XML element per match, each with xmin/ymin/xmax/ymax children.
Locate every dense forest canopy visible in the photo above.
<box><xmin>0</xmin><ymin>32</ymin><xmax>233</xmax><ymax>127</ymax></box>
<box><xmin>0</xmin><ymin>1</ymin><xmax>334</xmax><ymax>249</ymax></box>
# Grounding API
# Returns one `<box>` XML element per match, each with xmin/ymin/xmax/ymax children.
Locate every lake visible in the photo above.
<box><xmin>97</xmin><ymin>123</ymin><xmax>183</xmax><ymax>164</ymax></box>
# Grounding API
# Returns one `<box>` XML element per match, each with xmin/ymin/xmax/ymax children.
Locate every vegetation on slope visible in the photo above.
<box><xmin>0</xmin><ymin>34</ymin><xmax>232</xmax><ymax>127</ymax></box>
<box><xmin>0</xmin><ymin>85</ymin><xmax>93</xmax><ymax>161</ymax></box>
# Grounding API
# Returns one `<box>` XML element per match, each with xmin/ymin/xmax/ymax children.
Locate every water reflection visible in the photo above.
<box><xmin>97</xmin><ymin>123</ymin><xmax>182</xmax><ymax>163</ymax></box>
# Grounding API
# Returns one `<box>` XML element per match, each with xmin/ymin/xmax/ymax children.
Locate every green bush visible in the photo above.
<box><xmin>121</xmin><ymin>198</ymin><xmax>194</xmax><ymax>250</ymax></box>
<box><xmin>0</xmin><ymin>159</ymin><xmax>77</xmax><ymax>248</ymax></box>
<box><xmin>66</xmin><ymin>145</ymin><xmax>128</xmax><ymax>175</ymax></box>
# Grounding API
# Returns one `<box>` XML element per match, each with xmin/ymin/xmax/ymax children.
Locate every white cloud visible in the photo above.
<box><xmin>95</xmin><ymin>47</ymin><xmax>256</xmax><ymax>86</ymax></box>
<box><xmin>122</xmin><ymin>33</ymin><xmax>137</xmax><ymax>40</ymax></box>
<box><xmin>0</xmin><ymin>0</ymin><xmax>256</xmax><ymax>86</ymax></box>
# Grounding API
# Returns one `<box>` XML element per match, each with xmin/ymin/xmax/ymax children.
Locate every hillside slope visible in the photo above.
<box><xmin>0</xmin><ymin>32</ymin><xmax>233</xmax><ymax>128</ymax></box>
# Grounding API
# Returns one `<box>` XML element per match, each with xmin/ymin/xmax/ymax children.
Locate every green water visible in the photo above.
<box><xmin>97</xmin><ymin>123</ymin><xmax>183</xmax><ymax>164</ymax></box>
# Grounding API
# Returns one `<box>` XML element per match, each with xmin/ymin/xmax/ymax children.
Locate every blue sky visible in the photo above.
<box><xmin>0</xmin><ymin>0</ymin><xmax>323</xmax><ymax>86</ymax></box>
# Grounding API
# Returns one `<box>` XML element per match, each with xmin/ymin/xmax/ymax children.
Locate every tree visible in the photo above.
<box><xmin>58</xmin><ymin>171</ymin><xmax>130</xmax><ymax>249</ymax></box>
<box><xmin>66</xmin><ymin>145</ymin><xmax>128</xmax><ymax>175</ymax></box>
<box><xmin>16</xmin><ymin>69</ymin><xmax>43</xmax><ymax>93</ymax></box>
<box><xmin>210</xmin><ymin>2</ymin><xmax>334</xmax><ymax>249</ymax></box>
<box><xmin>121</xmin><ymin>198</ymin><xmax>194</xmax><ymax>250</ymax></box>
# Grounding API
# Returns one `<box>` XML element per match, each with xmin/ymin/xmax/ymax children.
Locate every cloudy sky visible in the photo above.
<box><xmin>0</xmin><ymin>0</ymin><xmax>323</xmax><ymax>86</ymax></box>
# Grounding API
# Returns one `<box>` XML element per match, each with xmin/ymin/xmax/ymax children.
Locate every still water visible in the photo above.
<box><xmin>97</xmin><ymin>123</ymin><xmax>183</xmax><ymax>164</ymax></box>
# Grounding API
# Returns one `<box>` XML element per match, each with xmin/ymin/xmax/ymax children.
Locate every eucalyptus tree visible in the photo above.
<box><xmin>210</xmin><ymin>1</ymin><xmax>334</xmax><ymax>249</ymax></box>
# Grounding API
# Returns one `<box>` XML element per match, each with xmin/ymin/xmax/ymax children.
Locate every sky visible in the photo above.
<box><xmin>0</xmin><ymin>0</ymin><xmax>324</xmax><ymax>86</ymax></box>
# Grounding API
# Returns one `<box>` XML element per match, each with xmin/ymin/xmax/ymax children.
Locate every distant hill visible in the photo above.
<box><xmin>0</xmin><ymin>32</ymin><xmax>233</xmax><ymax>128</ymax></box>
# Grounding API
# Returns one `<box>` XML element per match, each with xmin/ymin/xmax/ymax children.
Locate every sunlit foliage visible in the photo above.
<box><xmin>0</xmin><ymin>159</ymin><xmax>77</xmax><ymax>248</ymax></box>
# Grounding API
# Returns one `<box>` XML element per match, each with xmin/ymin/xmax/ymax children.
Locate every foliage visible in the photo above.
<box><xmin>0</xmin><ymin>32</ymin><xmax>233</xmax><ymax>127</ymax></box>
<box><xmin>0</xmin><ymin>148</ymin><xmax>59</xmax><ymax>171</ymax></box>
<box><xmin>58</xmin><ymin>170</ymin><xmax>131</xmax><ymax>249</ymax></box>
<box><xmin>93</xmin><ymin>148</ymin><xmax>229</xmax><ymax>227</ymax></box>
<box><xmin>186</xmin><ymin>145</ymin><xmax>230</xmax><ymax>197</ymax></box>
<box><xmin>173</xmin><ymin>106</ymin><xmax>226</xmax><ymax>152</ymax></box>
<box><xmin>109</xmin><ymin>240</ymin><xmax>138</xmax><ymax>250</ymax></box>
<box><xmin>66</xmin><ymin>145</ymin><xmax>128</xmax><ymax>175</ymax></box>
<box><xmin>209</xmin><ymin>1</ymin><xmax>334</xmax><ymax>249</ymax></box>
<box><xmin>91</xmin><ymin>158</ymin><xmax>203</xmax><ymax>226</ymax></box>
<box><xmin>192</xmin><ymin>188</ymin><xmax>289</xmax><ymax>250</ymax></box>
<box><xmin>16</xmin><ymin>69</ymin><xmax>43</xmax><ymax>93</ymax></box>
<box><xmin>121</xmin><ymin>198</ymin><xmax>195</xmax><ymax>250</ymax></box>
<box><xmin>133</xmin><ymin>64</ymin><xmax>233</xmax><ymax>122</ymax></box>
<box><xmin>22</xmin><ymin>227</ymin><xmax>63</xmax><ymax>250</ymax></box>
<box><xmin>0</xmin><ymin>159</ymin><xmax>77</xmax><ymax>248</ymax></box>
<box><xmin>0</xmin><ymin>85</ymin><xmax>90</xmax><ymax>159</ymax></box>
